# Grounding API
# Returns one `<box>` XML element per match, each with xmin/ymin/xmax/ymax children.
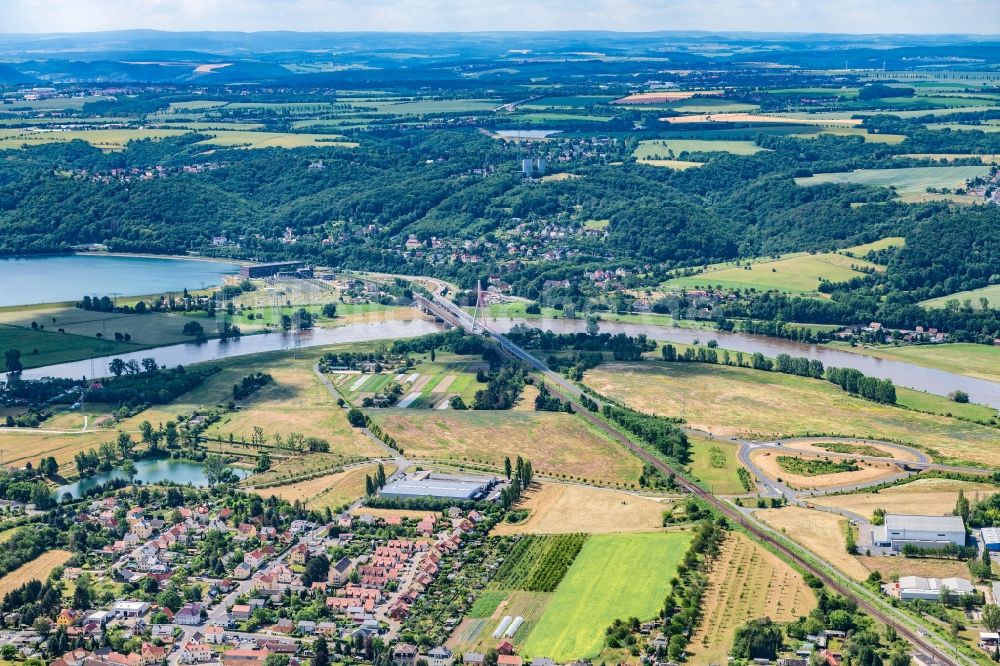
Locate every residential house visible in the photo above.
<box><xmin>179</xmin><ymin>642</ymin><xmax>212</xmax><ymax>664</ymax></box>
<box><xmin>392</xmin><ymin>644</ymin><xmax>418</xmax><ymax>666</ymax></box>
<box><xmin>175</xmin><ymin>604</ymin><xmax>203</xmax><ymax>626</ymax></box>
<box><xmin>427</xmin><ymin>646</ymin><xmax>452</xmax><ymax>666</ymax></box>
<box><xmin>204</xmin><ymin>625</ymin><xmax>226</xmax><ymax>644</ymax></box>
<box><xmin>329</xmin><ymin>556</ymin><xmax>354</xmax><ymax>587</ymax></box>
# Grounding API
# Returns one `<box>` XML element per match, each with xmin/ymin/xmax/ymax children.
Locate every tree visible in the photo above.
<box><xmin>347</xmin><ymin>408</ymin><xmax>366</xmax><ymax>427</ymax></box>
<box><xmin>139</xmin><ymin>420</ymin><xmax>154</xmax><ymax>444</ymax></box>
<box><xmin>313</xmin><ymin>637</ymin><xmax>330</xmax><ymax>666</ymax></box>
<box><xmin>984</xmin><ymin>605</ymin><xmax>1000</xmax><ymax>657</ymax></box>
<box><xmin>731</xmin><ymin>617</ymin><xmax>783</xmax><ymax>660</ymax></box>
<box><xmin>303</xmin><ymin>555</ymin><xmax>330</xmax><ymax>586</ymax></box>
<box><xmin>183</xmin><ymin>321</ymin><xmax>205</xmax><ymax>337</ymax></box>
<box><xmin>504</xmin><ymin>457</ymin><xmax>512</xmax><ymax>480</ymax></box>
<box><xmin>122</xmin><ymin>459</ymin><xmax>137</xmax><ymax>484</ymax></box>
<box><xmin>255</xmin><ymin>451</ymin><xmax>272</xmax><ymax>473</ymax></box>
<box><xmin>117</xmin><ymin>431</ymin><xmax>134</xmax><ymax>459</ymax></box>
<box><xmin>157</xmin><ymin>588</ymin><xmax>183</xmax><ymax>612</ymax></box>
<box><xmin>109</xmin><ymin>358</ymin><xmax>126</xmax><ymax>377</ymax></box>
<box><xmin>585</xmin><ymin>315</ymin><xmax>600</xmax><ymax>337</ymax></box>
<box><xmin>141</xmin><ymin>357</ymin><xmax>159</xmax><ymax>373</ymax></box>
<box><xmin>204</xmin><ymin>455</ymin><xmax>234</xmax><ymax>487</ymax></box>
<box><xmin>365</xmin><ymin>474</ymin><xmax>375</xmax><ymax>496</ymax></box>
<box><xmin>955</xmin><ymin>489</ymin><xmax>970</xmax><ymax>522</ymax></box>
<box><xmin>321</xmin><ymin>303</ymin><xmax>337</xmax><ymax>318</ymax></box>
<box><xmin>3</xmin><ymin>348</ymin><xmax>22</xmax><ymax>373</ymax></box>
<box><xmin>949</xmin><ymin>390</ymin><xmax>970</xmax><ymax>403</ymax></box>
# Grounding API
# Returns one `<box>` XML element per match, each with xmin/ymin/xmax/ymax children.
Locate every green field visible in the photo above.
<box><xmin>825</xmin><ymin>341</ymin><xmax>1000</xmax><ymax>385</ymax></box>
<box><xmin>664</xmin><ymin>251</ymin><xmax>884</xmax><ymax>294</ymax></box>
<box><xmin>0</xmin><ymin>324</ymin><xmax>143</xmax><ymax>369</ymax></box>
<box><xmin>795</xmin><ymin>165</ymin><xmax>991</xmax><ymax>198</ymax></box>
<box><xmin>521</xmin><ymin>532</ymin><xmax>692</xmax><ymax>660</ymax></box>
<box><xmin>920</xmin><ymin>284</ymin><xmax>1000</xmax><ymax>310</ymax></box>
<box><xmin>635</xmin><ymin>138</ymin><xmax>764</xmax><ymax>158</ymax></box>
<box><xmin>0</xmin><ymin>128</ymin><xmax>189</xmax><ymax>150</ymax></box>
<box><xmin>896</xmin><ymin>387</ymin><xmax>998</xmax><ymax>422</ymax></box>
<box><xmin>688</xmin><ymin>436</ymin><xmax>749</xmax><ymax>494</ymax></box>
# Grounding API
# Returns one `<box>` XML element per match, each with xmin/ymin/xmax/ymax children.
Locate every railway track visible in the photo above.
<box><xmin>413</xmin><ymin>292</ymin><xmax>973</xmax><ymax>666</ymax></box>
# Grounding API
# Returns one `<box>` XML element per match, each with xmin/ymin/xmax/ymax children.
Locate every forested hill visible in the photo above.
<box><xmin>0</xmin><ymin>118</ymin><xmax>998</xmax><ymax>315</ymax></box>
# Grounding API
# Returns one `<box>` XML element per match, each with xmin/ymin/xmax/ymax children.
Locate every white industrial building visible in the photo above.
<box><xmin>871</xmin><ymin>514</ymin><xmax>966</xmax><ymax>551</ymax></box>
<box><xmin>892</xmin><ymin>576</ymin><xmax>974</xmax><ymax>601</ymax></box>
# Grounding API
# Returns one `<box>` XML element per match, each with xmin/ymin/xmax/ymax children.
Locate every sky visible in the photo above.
<box><xmin>1</xmin><ymin>0</ymin><xmax>999</xmax><ymax>34</ymax></box>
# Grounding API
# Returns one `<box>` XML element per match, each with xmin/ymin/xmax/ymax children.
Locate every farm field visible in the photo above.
<box><xmin>0</xmin><ymin>550</ymin><xmax>72</xmax><ymax>597</ymax></box>
<box><xmin>203</xmin><ymin>356</ymin><xmax>382</xmax><ymax>458</ymax></box>
<box><xmin>688</xmin><ymin>436</ymin><xmax>750</xmax><ymax>494</ymax></box>
<box><xmin>0</xmin><ymin>305</ymin><xmax>211</xmax><ymax>347</ymax></box>
<box><xmin>663</xmin><ymin>250</ymin><xmax>885</xmax><ymax>295</ymax></box>
<box><xmin>521</xmin><ymin>532</ymin><xmax>691</xmax><ymax>660</ymax></box>
<box><xmin>0</xmin><ymin>324</ymin><xmax>144</xmax><ymax>369</ymax></box>
<box><xmin>920</xmin><ymin>285</ymin><xmax>1000</xmax><ymax>311</ymax></box>
<box><xmin>687</xmin><ymin>532</ymin><xmax>816</xmax><ymax>664</ymax></box>
<box><xmin>195</xmin><ymin>130</ymin><xmax>358</xmax><ymax>149</ymax></box>
<box><xmin>795</xmin><ymin>165</ymin><xmax>991</xmax><ymax>199</ymax></box>
<box><xmin>636</xmin><ymin>158</ymin><xmax>703</xmax><ymax>169</ymax></box>
<box><xmin>824</xmin><ymin>341</ymin><xmax>1000</xmax><ymax>384</ymax></box>
<box><xmin>755</xmin><ymin>506</ymin><xmax>869</xmax><ymax>579</ymax></box>
<box><xmin>613</xmin><ymin>91</ymin><xmax>723</xmax><ymax>104</ymax></box>
<box><xmin>331</xmin><ymin>352</ymin><xmax>488</xmax><ymax>409</ymax></box>
<box><xmin>491</xmin><ymin>483</ymin><xmax>671</xmax><ymax>535</ymax></box>
<box><xmin>583</xmin><ymin>362</ymin><xmax>1000</xmax><ymax>467</ymax></box>
<box><xmin>449</xmin><ymin>590</ymin><xmax>554</xmax><ymax>654</ymax></box>
<box><xmin>811</xmin><ymin>477</ymin><xmax>998</xmax><ymax>521</ymax></box>
<box><xmin>252</xmin><ymin>463</ymin><xmax>396</xmax><ymax>511</ymax></box>
<box><xmin>926</xmin><ymin>122</ymin><xmax>1000</xmax><ymax>133</ymax></box>
<box><xmin>0</xmin><ymin>128</ymin><xmax>189</xmax><ymax>150</ymax></box>
<box><xmin>750</xmin><ymin>450</ymin><xmax>902</xmax><ymax>491</ymax></box>
<box><xmin>634</xmin><ymin>138</ymin><xmax>765</xmax><ymax>158</ymax></box>
<box><xmin>520</xmin><ymin>96</ymin><xmax>617</xmax><ymax>108</ymax></box>
<box><xmin>368</xmin><ymin>410</ymin><xmax>644</xmax><ymax>485</ymax></box>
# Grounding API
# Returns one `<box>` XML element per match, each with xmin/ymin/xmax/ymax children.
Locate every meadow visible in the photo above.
<box><xmin>920</xmin><ymin>284</ymin><xmax>1000</xmax><ymax>311</ymax></box>
<box><xmin>824</xmin><ymin>341</ymin><xmax>1000</xmax><ymax>384</ymax></box>
<box><xmin>368</xmin><ymin>410</ymin><xmax>644</xmax><ymax>486</ymax></box>
<box><xmin>664</xmin><ymin>250</ymin><xmax>885</xmax><ymax>295</ymax></box>
<box><xmin>584</xmin><ymin>361</ymin><xmax>1000</xmax><ymax>467</ymax></box>
<box><xmin>521</xmin><ymin>532</ymin><xmax>691</xmax><ymax>661</ymax></box>
<box><xmin>688</xmin><ymin>436</ymin><xmax>749</xmax><ymax>494</ymax></box>
<box><xmin>795</xmin><ymin>165</ymin><xmax>991</xmax><ymax>199</ymax></box>
<box><xmin>755</xmin><ymin>506</ymin><xmax>868</xmax><ymax>579</ymax></box>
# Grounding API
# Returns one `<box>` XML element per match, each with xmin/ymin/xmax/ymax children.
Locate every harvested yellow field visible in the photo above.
<box><xmin>491</xmin><ymin>483</ymin><xmax>671</xmax><ymax>535</ymax></box>
<box><xmin>0</xmin><ymin>550</ymin><xmax>72</xmax><ymax>596</ymax></box>
<box><xmin>689</xmin><ymin>532</ymin><xmax>816</xmax><ymax>664</ymax></box>
<box><xmin>369</xmin><ymin>411</ymin><xmax>643</xmax><ymax>486</ymax></box>
<box><xmin>750</xmin><ymin>450</ymin><xmax>902</xmax><ymax>491</ymax></box>
<box><xmin>858</xmin><ymin>555</ymin><xmax>971</xmax><ymax>581</ymax></box>
<box><xmin>256</xmin><ymin>463</ymin><xmax>396</xmax><ymax>511</ymax></box>
<box><xmin>755</xmin><ymin>506</ymin><xmax>869</xmax><ymax>580</ymax></box>
<box><xmin>812</xmin><ymin>478</ymin><xmax>997</xmax><ymax>519</ymax></box>
<box><xmin>349</xmin><ymin>507</ymin><xmax>435</xmax><ymax>521</ymax></box>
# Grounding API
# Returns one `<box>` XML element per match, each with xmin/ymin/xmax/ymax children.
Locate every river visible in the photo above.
<box><xmin>0</xmin><ymin>254</ymin><xmax>241</xmax><ymax>307</ymax></box>
<box><xmin>56</xmin><ymin>458</ymin><xmax>249</xmax><ymax>499</ymax></box>
<box><xmin>488</xmin><ymin>317</ymin><xmax>1000</xmax><ymax>411</ymax></box>
<box><xmin>15</xmin><ymin>311</ymin><xmax>1000</xmax><ymax>411</ymax></box>
<box><xmin>18</xmin><ymin>318</ymin><xmax>443</xmax><ymax>380</ymax></box>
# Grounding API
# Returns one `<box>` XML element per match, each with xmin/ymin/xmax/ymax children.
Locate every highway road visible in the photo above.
<box><xmin>413</xmin><ymin>289</ymin><xmax>977</xmax><ymax>666</ymax></box>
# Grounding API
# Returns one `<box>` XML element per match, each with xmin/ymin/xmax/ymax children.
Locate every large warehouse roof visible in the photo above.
<box><xmin>884</xmin><ymin>514</ymin><xmax>965</xmax><ymax>532</ymax></box>
<box><xmin>380</xmin><ymin>478</ymin><xmax>486</xmax><ymax>500</ymax></box>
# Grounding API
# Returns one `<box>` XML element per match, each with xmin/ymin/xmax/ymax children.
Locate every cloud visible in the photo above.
<box><xmin>1</xmin><ymin>0</ymin><xmax>998</xmax><ymax>34</ymax></box>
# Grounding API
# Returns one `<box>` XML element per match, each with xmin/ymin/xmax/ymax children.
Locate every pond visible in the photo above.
<box><xmin>56</xmin><ymin>458</ymin><xmax>248</xmax><ymax>499</ymax></box>
<box><xmin>0</xmin><ymin>254</ymin><xmax>242</xmax><ymax>307</ymax></box>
